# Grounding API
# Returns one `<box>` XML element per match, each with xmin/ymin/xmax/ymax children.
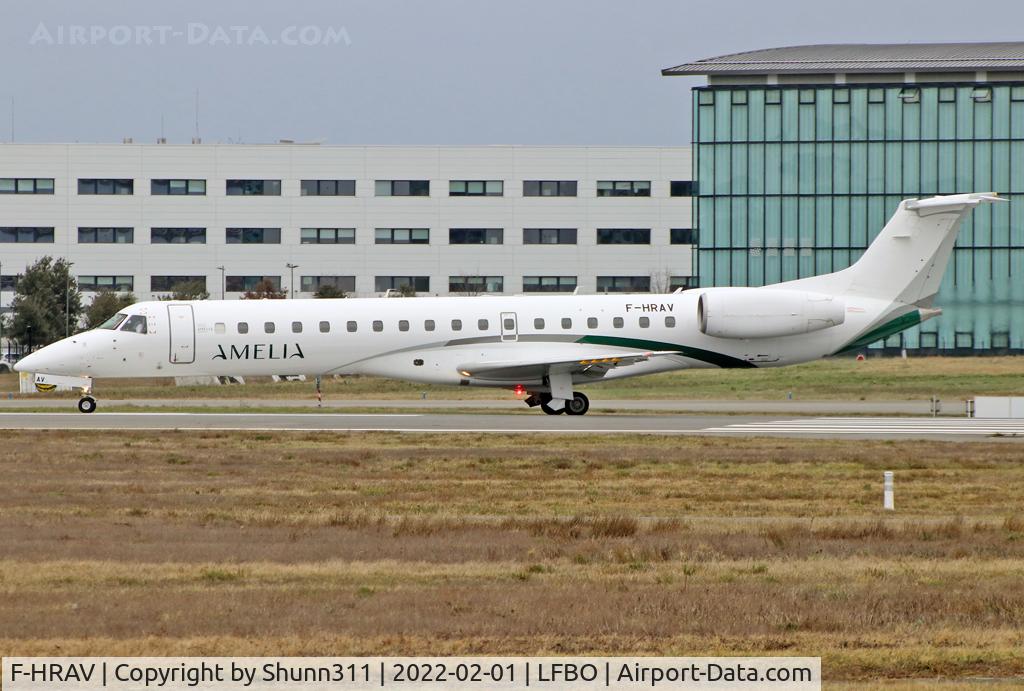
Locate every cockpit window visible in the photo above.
<box><xmin>120</xmin><ymin>315</ymin><xmax>148</xmax><ymax>334</ymax></box>
<box><xmin>98</xmin><ymin>312</ymin><xmax>128</xmax><ymax>330</ymax></box>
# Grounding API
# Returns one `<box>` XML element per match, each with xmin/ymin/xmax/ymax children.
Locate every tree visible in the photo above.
<box><xmin>157</xmin><ymin>279</ymin><xmax>210</xmax><ymax>301</ymax></box>
<box><xmin>9</xmin><ymin>256</ymin><xmax>83</xmax><ymax>347</ymax></box>
<box><xmin>85</xmin><ymin>291</ymin><xmax>136</xmax><ymax>330</ymax></box>
<box><xmin>397</xmin><ymin>284</ymin><xmax>417</xmax><ymax>298</ymax></box>
<box><xmin>314</xmin><ymin>284</ymin><xmax>347</xmax><ymax>299</ymax></box>
<box><xmin>241</xmin><ymin>279</ymin><xmax>286</xmax><ymax>300</ymax></box>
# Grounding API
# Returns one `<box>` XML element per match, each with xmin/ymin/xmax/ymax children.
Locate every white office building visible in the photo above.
<box><xmin>0</xmin><ymin>143</ymin><xmax>694</xmax><ymax>308</ymax></box>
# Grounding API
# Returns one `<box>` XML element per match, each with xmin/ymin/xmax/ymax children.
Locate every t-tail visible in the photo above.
<box><xmin>779</xmin><ymin>192</ymin><xmax>1004</xmax><ymax>353</ymax></box>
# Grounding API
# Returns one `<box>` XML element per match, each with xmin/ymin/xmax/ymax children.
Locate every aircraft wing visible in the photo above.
<box><xmin>456</xmin><ymin>350</ymin><xmax>681</xmax><ymax>382</ymax></box>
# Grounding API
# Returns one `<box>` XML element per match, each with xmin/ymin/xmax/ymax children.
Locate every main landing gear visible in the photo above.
<box><xmin>537</xmin><ymin>391</ymin><xmax>590</xmax><ymax>416</ymax></box>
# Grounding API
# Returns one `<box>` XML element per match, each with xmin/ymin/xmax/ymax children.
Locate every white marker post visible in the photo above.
<box><xmin>883</xmin><ymin>471</ymin><xmax>894</xmax><ymax>511</ymax></box>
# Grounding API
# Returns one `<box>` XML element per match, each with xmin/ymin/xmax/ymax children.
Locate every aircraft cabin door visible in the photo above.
<box><xmin>500</xmin><ymin>312</ymin><xmax>518</xmax><ymax>342</ymax></box>
<box><xmin>167</xmin><ymin>304</ymin><xmax>196</xmax><ymax>364</ymax></box>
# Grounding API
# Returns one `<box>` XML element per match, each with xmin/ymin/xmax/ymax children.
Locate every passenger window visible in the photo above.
<box><xmin>452</xmin><ymin>319</ymin><xmax>462</xmax><ymax>331</ymax></box>
<box><xmin>238</xmin><ymin>322</ymin><xmax>249</xmax><ymax>334</ymax></box>
<box><xmin>587</xmin><ymin>317</ymin><xmax>598</xmax><ymax>329</ymax></box>
<box><xmin>639</xmin><ymin>316</ymin><xmax>650</xmax><ymax>328</ymax></box>
<box><xmin>503</xmin><ymin>318</ymin><xmax>515</xmax><ymax>330</ymax></box>
<box><xmin>425</xmin><ymin>319</ymin><xmax>435</xmax><ymax>331</ymax></box>
<box><xmin>561</xmin><ymin>318</ymin><xmax>572</xmax><ymax>329</ymax></box>
<box><xmin>373</xmin><ymin>320</ymin><xmax>383</xmax><ymax>332</ymax></box>
<box><xmin>292</xmin><ymin>321</ymin><xmax>303</xmax><ymax>333</ymax></box>
<box><xmin>347</xmin><ymin>321</ymin><xmax>357</xmax><ymax>332</ymax></box>
<box><xmin>120</xmin><ymin>315</ymin><xmax>148</xmax><ymax>334</ymax></box>
<box><xmin>264</xmin><ymin>322</ymin><xmax>275</xmax><ymax>334</ymax></box>
<box><xmin>478</xmin><ymin>319</ymin><xmax>488</xmax><ymax>330</ymax></box>
<box><xmin>613</xmin><ymin>317</ymin><xmax>624</xmax><ymax>328</ymax></box>
<box><xmin>399</xmin><ymin>320</ymin><xmax>409</xmax><ymax>332</ymax></box>
<box><xmin>534</xmin><ymin>318</ymin><xmax>545</xmax><ymax>329</ymax></box>
<box><xmin>665</xmin><ymin>316</ymin><xmax>676</xmax><ymax>328</ymax></box>
<box><xmin>319</xmin><ymin>321</ymin><xmax>330</xmax><ymax>333</ymax></box>
<box><xmin>214</xmin><ymin>322</ymin><xmax>226</xmax><ymax>334</ymax></box>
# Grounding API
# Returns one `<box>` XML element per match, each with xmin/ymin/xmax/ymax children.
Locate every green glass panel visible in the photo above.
<box><xmin>849</xmin><ymin>88</ymin><xmax>868</xmax><ymax>140</ymax></box>
<box><xmin>973</xmin><ymin>141</ymin><xmax>992</xmax><ymax>193</ymax></box>
<box><xmin>992</xmin><ymin>141</ymin><xmax>1010</xmax><ymax>194</ymax></box>
<box><xmin>764</xmin><ymin>144</ymin><xmax>781</xmax><ymax>194</ymax></box>
<box><xmin>885</xmin><ymin>142</ymin><xmax>902</xmax><ymax>194</ymax></box>
<box><xmin>974</xmin><ymin>100</ymin><xmax>992</xmax><ymax>139</ymax></box>
<box><xmin>867</xmin><ymin>103</ymin><xmax>885</xmax><ymax>140</ymax></box>
<box><xmin>815</xmin><ymin>197</ymin><xmax>833</xmax><ymax>246</ymax></box>
<box><xmin>714</xmin><ymin>250</ymin><xmax>731</xmax><ymax>286</ymax></box>
<box><xmin>992</xmin><ymin>86</ymin><xmax>1010</xmax><ymax>139</ymax></box>
<box><xmin>781</xmin><ymin>90</ymin><xmax>799</xmax><ymax>141</ymax></box>
<box><xmin>781</xmin><ymin>197</ymin><xmax>798</xmax><ymax>246</ymax></box>
<box><xmin>1011</xmin><ymin>103</ymin><xmax>1024</xmax><ymax>139</ymax></box>
<box><xmin>747</xmin><ymin>249</ymin><xmax>765</xmax><ymax>286</ymax></box>
<box><xmin>731</xmin><ymin>145</ymin><xmax>747</xmax><ymax>194</ymax></box>
<box><xmin>698</xmin><ymin>101</ymin><xmax>715</xmax><ymax>143</ymax></box>
<box><xmin>748</xmin><ymin>144</ymin><xmax>765</xmax><ymax>194</ymax></box>
<box><xmin>747</xmin><ymin>90</ymin><xmax>765</xmax><ymax>141</ymax></box>
<box><xmin>955</xmin><ymin>141</ymin><xmax>973</xmax><ymax>193</ymax></box>
<box><xmin>902</xmin><ymin>142</ymin><xmax>920</xmax><ymax>194</ymax></box>
<box><xmin>832</xmin><ymin>196</ymin><xmax>850</xmax><ymax>246</ymax></box>
<box><xmin>815</xmin><ymin>249</ymin><xmax>833</xmax><ymax>274</ymax></box>
<box><xmin>867</xmin><ymin>142</ymin><xmax>885</xmax><ymax>194</ymax></box>
<box><xmin>815</xmin><ymin>90</ymin><xmax>833</xmax><ymax>141</ymax></box>
<box><xmin>833</xmin><ymin>103</ymin><xmax>851</xmax><ymax>141</ymax></box>
<box><xmin>799</xmin><ymin>197</ymin><xmax>815</xmax><ymax>247</ymax></box>
<box><xmin>714</xmin><ymin>93</ymin><xmax>732</xmax><ymax>142</ymax></box>
<box><xmin>885</xmin><ymin>90</ymin><xmax>902</xmax><ymax>140</ymax></box>
<box><xmin>764</xmin><ymin>197</ymin><xmax>781</xmax><ymax>246</ymax></box>
<box><xmin>920</xmin><ymin>87</ymin><xmax>939</xmax><ymax>139</ymax></box>
<box><xmin>698</xmin><ymin>144</ymin><xmax>715</xmax><ymax>191</ymax></box>
<box><xmin>765</xmin><ymin>102</ymin><xmax>781</xmax><ymax>142</ymax></box>
<box><xmin>815</xmin><ymin>143</ymin><xmax>832</xmax><ymax>194</ymax></box>
<box><xmin>764</xmin><ymin>249</ymin><xmax>781</xmax><ymax>284</ymax></box>
<box><xmin>714</xmin><ymin>145</ymin><xmax>731</xmax><ymax>195</ymax></box>
<box><xmin>920</xmin><ymin>142</ymin><xmax>938</xmax><ymax>194</ymax></box>
<box><xmin>748</xmin><ymin>197</ymin><xmax>765</xmax><ymax>249</ymax></box>
<box><xmin>799</xmin><ymin>104</ymin><xmax>815</xmax><ymax>141</ymax></box>
<box><xmin>698</xmin><ymin>199</ymin><xmax>715</xmax><ymax>248</ymax></box>
<box><xmin>832</xmin><ymin>142</ymin><xmax>850</xmax><ymax>194</ymax></box>
<box><xmin>798</xmin><ymin>143</ymin><xmax>814</xmax><ymax>194</ymax></box>
<box><xmin>850</xmin><ymin>142</ymin><xmax>867</xmax><ymax>194</ymax></box>
<box><xmin>731</xmin><ymin>250</ymin><xmax>747</xmax><ymax>285</ymax></box>
<box><xmin>850</xmin><ymin>196</ymin><xmax>868</xmax><ymax>247</ymax></box>
<box><xmin>956</xmin><ymin>87</ymin><xmax>974</xmax><ymax>139</ymax></box>
<box><xmin>714</xmin><ymin>198</ymin><xmax>731</xmax><ymax>248</ymax></box>
<box><xmin>973</xmin><ymin>202</ymin><xmax>991</xmax><ymax>246</ymax></box>
<box><xmin>901</xmin><ymin>100</ymin><xmax>920</xmax><ymax>139</ymax></box>
<box><xmin>867</xmin><ymin>196</ymin><xmax>887</xmax><ymax>244</ymax></box>
<box><xmin>781</xmin><ymin>248</ymin><xmax>799</xmax><ymax>281</ymax></box>
<box><xmin>938</xmin><ymin>102</ymin><xmax>956</xmax><ymax>140</ymax></box>
<box><xmin>991</xmin><ymin>199</ymin><xmax>1010</xmax><ymax>246</ymax></box>
<box><xmin>731</xmin><ymin>198</ymin><xmax>747</xmax><ymax>246</ymax></box>
<box><xmin>938</xmin><ymin>142</ymin><xmax>955</xmax><ymax>192</ymax></box>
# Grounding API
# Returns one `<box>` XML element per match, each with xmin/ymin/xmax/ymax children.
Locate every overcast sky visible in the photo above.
<box><xmin>3</xmin><ymin>0</ymin><xmax>1024</xmax><ymax>146</ymax></box>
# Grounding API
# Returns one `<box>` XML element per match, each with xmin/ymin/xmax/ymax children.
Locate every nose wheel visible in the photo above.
<box><xmin>78</xmin><ymin>395</ymin><xmax>97</xmax><ymax>414</ymax></box>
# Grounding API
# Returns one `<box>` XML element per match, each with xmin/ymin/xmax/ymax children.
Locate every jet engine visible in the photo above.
<box><xmin>698</xmin><ymin>288</ymin><xmax>845</xmax><ymax>339</ymax></box>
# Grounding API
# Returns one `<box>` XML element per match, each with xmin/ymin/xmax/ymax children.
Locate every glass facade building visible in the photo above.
<box><xmin>667</xmin><ymin>43</ymin><xmax>1024</xmax><ymax>353</ymax></box>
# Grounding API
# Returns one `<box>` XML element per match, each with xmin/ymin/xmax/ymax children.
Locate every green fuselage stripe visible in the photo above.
<box><xmin>835</xmin><ymin>310</ymin><xmax>922</xmax><ymax>354</ymax></box>
<box><xmin>576</xmin><ymin>335</ymin><xmax>757</xmax><ymax>369</ymax></box>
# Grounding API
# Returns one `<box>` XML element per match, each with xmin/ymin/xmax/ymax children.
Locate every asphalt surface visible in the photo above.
<box><xmin>0</xmin><ymin>411</ymin><xmax>1020</xmax><ymax>441</ymax></box>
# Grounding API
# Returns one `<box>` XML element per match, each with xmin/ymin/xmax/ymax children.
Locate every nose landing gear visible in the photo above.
<box><xmin>77</xmin><ymin>395</ymin><xmax>97</xmax><ymax>414</ymax></box>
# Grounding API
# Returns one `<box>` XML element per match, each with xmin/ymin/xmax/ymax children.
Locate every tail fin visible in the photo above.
<box><xmin>784</xmin><ymin>193</ymin><xmax>1004</xmax><ymax>305</ymax></box>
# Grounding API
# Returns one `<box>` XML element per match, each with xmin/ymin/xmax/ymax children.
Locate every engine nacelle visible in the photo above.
<box><xmin>698</xmin><ymin>288</ymin><xmax>845</xmax><ymax>339</ymax></box>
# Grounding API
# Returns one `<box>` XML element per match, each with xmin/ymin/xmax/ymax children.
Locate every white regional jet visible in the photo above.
<box><xmin>16</xmin><ymin>193</ymin><xmax>1001</xmax><ymax>415</ymax></box>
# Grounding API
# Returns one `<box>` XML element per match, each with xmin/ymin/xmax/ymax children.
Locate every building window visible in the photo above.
<box><xmin>938</xmin><ymin>87</ymin><xmax>956</xmax><ymax>103</ymax></box>
<box><xmin>765</xmin><ymin>90</ymin><xmax>781</xmax><ymax>105</ymax></box>
<box><xmin>731</xmin><ymin>90</ymin><xmax>747</xmax><ymax>105</ymax></box>
<box><xmin>1012</xmin><ymin>86</ymin><xmax>1024</xmax><ymax>102</ymax></box>
<box><xmin>375</xmin><ymin>228</ymin><xmax>429</xmax><ymax>244</ymax></box>
<box><xmin>375</xmin><ymin>276</ymin><xmax>430</xmax><ymax>292</ymax></box>
<box><xmin>597</xmin><ymin>229</ymin><xmax>650</xmax><ymax>245</ymax></box>
<box><xmin>919</xmin><ymin>332</ymin><xmax>938</xmax><ymax>349</ymax></box>
<box><xmin>300</xmin><ymin>275</ymin><xmax>355</xmax><ymax>293</ymax></box>
<box><xmin>78</xmin><ymin>178</ymin><xmax>133</xmax><ymax>195</ymax></box>
<box><xmin>698</xmin><ymin>90</ymin><xmax>714</xmax><ymax>106</ymax></box>
<box><xmin>0</xmin><ymin>178</ymin><xmax>54</xmax><ymax>194</ymax></box>
<box><xmin>226</xmin><ymin>228</ymin><xmax>281</xmax><ymax>244</ymax></box>
<box><xmin>833</xmin><ymin>88</ymin><xmax>850</xmax><ymax>104</ymax></box>
<box><xmin>522</xmin><ymin>276</ymin><xmax>576</xmax><ymax>293</ymax></box>
<box><xmin>151</xmin><ymin>179</ymin><xmax>205</xmax><ymax>195</ymax></box>
<box><xmin>669</xmin><ymin>276</ymin><xmax>699</xmax><ymax>291</ymax></box>
<box><xmin>955</xmin><ymin>332</ymin><xmax>974</xmax><ymax>349</ymax></box>
<box><xmin>78</xmin><ymin>275</ymin><xmax>134</xmax><ymax>292</ymax></box>
<box><xmin>375</xmin><ymin>180</ymin><xmax>429</xmax><ymax>196</ymax></box>
<box><xmin>300</xmin><ymin>179</ymin><xmax>355</xmax><ymax>196</ymax></box>
<box><xmin>151</xmin><ymin>228</ymin><xmax>206</xmax><ymax>244</ymax></box>
<box><xmin>449</xmin><ymin>228</ymin><xmax>503</xmax><ymax>244</ymax></box>
<box><xmin>596</xmin><ymin>181</ymin><xmax>651</xmax><ymax>197</ymax></box>
<box><xmin>226</xmin><ymin>276</ymin><xmax>280</xmax><ymax>292</ymax></box>
<box><xmin>867</xmin><ymin>88</ymin><xmax>885</xmax><ymax>104</ymax></box>
<box><xmin>449</xmin><ymin>180</ymin><xmax>503</xmax><ymax>196</ymax></box>
<box><xmin>597</xmin><ymin>276</ymin><xmax>651</xmax><ymax>293</ymax></box>
<box><xmin>78</xmin><ymin>227</ymin><xmax>133</xmax><ymax>244</ymax></box>
<box><xmin>670</xmin><ymin>228</ymin><xmax>696</xmax><ymax>244</ymax></box>
<box><xmin>0</xmin><ymin>275</ymin><xmax>18</xmax><ymax>290</ymax></box>
<box><xmin>523</xmin><ymin>228</ymin><xmax>577</xmax><ymax>245</ymax></box>
<box><xmin>300</xmin><ymin>228</ymin><xmax>355</xmax><ymax>244</ymax></box>
<box><xmin>972</xmin><ymin>87</ymin><xmax>992</xmax><ymax>103</ymax></box>
<box><xmin>449</xmin><ymin>276</ymin><xmax>504</xmax><ymax>293</ymax></box>
<box><xmin>151</xmin><ymin>275</ymin><xmax>206</xmax><ymax>292</ymax></box>
<box><xmin>226</xmin><ymin>179</ymin><xmax>281</xmax><ymax>196</ymax></box>
<box><xmin>0</xmin><ymin>227</ymin><xmax>54</xmax><ymax>243</ymax></box>
<box><xmin>670</xmin><ymin>181</ymin><xmax>695</xmax><ymax>197</ymax></box>
<box><xmin>799</xmin><ymin>89</ymin><xmax>816</xmax><ymax>104</ymax></box>
<box><xmin>898</xmin><ymin>87</ymin><xmax>920</xmax><ymax>103</ymax></box>
<box><xmin>523</xmin><ymin>180</ymin><xmax>577</xmax><ymax>197</ymax></box>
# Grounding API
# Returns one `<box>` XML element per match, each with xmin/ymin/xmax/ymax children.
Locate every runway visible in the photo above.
<box><xmin>0</xmin><ymin>411</ymin><xmax>1021</xmax><ymax>441</ymax></box>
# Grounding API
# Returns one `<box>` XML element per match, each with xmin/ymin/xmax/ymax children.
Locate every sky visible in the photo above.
<box><xmin>2</xmin><ymin>0</ymin><xmax>1024</xmax><ymax>146</ymax></box>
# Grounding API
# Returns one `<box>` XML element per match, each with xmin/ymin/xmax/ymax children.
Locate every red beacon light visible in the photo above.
<box><xmin>513</xmin><ymin>384</ymin><xmax>526</xmax><ymax>398</ymax></box>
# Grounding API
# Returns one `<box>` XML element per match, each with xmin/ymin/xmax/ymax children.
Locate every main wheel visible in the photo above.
<box><xmin>565</xmin><ymin>392</ymin><xmax>590</xmax><ymax>416</ymax></box>
<box><xmin>77</xmin><ymin>396</ymin><xmax>97</xmax><ymax>414</ymax></box>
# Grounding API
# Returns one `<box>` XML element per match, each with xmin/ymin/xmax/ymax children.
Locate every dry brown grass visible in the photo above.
<box><xmin>1</xmin><ymin>430</ymin><xmax>1023</xmax><ymax>684</ymax></box>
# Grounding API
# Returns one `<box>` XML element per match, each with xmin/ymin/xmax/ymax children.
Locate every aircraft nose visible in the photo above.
<box><xmin>13</xmin><ymin>337</ymin><xmax>87</xmax><ymax>375</ymax></box>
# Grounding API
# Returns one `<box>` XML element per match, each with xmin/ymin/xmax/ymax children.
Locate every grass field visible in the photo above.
<box><xmin>1</xmin><ymin>430</ymin><xmax>1023</xmax><ymax>687</ymax></box>
<box><xmin>1</xmin><ymin>355</ymin><xmax>1022</xmax><ymax>402</ymax></box>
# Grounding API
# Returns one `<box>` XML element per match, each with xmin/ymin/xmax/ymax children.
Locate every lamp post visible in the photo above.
<box><xmin>65</xmin><ymin>261</ymin><xmax>74</xmax><ymax>337</ymax></box>
<box><xmin>216</xmin><ymin>265</ymin><xmax>225</xmax><ymax>300</ymax></box>
<box><xmin>286</xmin><ymin>263</ymin><xmax>298</xmax><ymax>298</ymax></box>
